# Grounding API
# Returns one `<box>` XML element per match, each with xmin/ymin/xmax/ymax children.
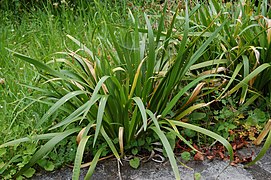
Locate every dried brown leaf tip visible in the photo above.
<box><xmin>76</xmin><ymin>127</ymin><xmax>86</xmax><ymax>144</ymax></box>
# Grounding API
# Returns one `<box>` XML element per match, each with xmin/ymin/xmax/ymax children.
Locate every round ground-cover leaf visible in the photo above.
<box><xmin>38</xmin><ymin>159</ymin><xmax>55</xmax><ymax>171</ymax></box>
<box><xmin>181</xmin><ymin>151</ymin><xmax>191</xmax><ymax>162</ymax></box>
<box><xmin>22</xmin><ymin>168</ymin><xmax>36</xmax><ymax>178</ymax></box>
<box><xmin>194</xmin><ymin>172</ymin><xmax>201</xmax><ymax>180</ymax></box>
<box><xmin>129</xmin><ymin>157</ymin><xmax>140</xmax><ymax>169</ymax></box>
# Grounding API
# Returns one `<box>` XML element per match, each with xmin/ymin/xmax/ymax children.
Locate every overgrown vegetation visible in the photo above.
<box><xmin>0</xmin><ymin>0</ymin><xmax>271</xmax><ymax>179</ymax></box>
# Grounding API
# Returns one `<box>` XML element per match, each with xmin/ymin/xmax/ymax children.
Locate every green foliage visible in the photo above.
<box><xmin>37</xmin><ymin>159</ymin><xmax>55</xmax><ymax>171</ymax></box>
<box><xmin>246</xmin><ymin>108</ymin><xmax>267</xmax><ymax>126</ymax></box>
<box><xmin>22</xmin><ymin>168</ymin><xmax>35</xmax><ymax>178</ymax></box>
<box><xmin>181</xmin><ymin>151</ymin><xmax>191</xmax><ymax>162</ymax></box>
<box><xmin>194</xmin><ymin>172</ymin><xmax>202</xmax><ymax>180</ymax></box>
<box><xmin>4</xmin><ymin>2</ymin><xmax>233</xmax><ymax>178</ymax></box>
<box><xmin>1</xmin><ymin>0</ymin><xmax>271</xmax><ymax>179</ymax></box>
<box><xmin>129</xmin><ymin>157</ymin><xmax>140</xmax><ymax>169</ymax></box>
<box><xmin>245</xmin><ymin>129</ymin><xmax>271</xmax><ymax>167</ymax></box>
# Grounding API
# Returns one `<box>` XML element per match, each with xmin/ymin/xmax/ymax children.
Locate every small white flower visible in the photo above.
<box><xmin>53</xmin><ymin>2</ymin><xmax>59</xmax><ymax>7</ymax></box>
<box><xmin>0</xmin><ymin>78</ymin><xmax>4</xmax><ymax>84</ymax></box>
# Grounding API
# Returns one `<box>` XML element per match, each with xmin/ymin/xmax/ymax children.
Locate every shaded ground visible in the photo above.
<box><xmin>32</xmin><ymin>145</ymin><xmax>271</xmax><ymax>180</ymax></box>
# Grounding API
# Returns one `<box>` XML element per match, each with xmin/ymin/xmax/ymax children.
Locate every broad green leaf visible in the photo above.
<box><xmin>8</xmin><ymin>49</ymin><xmax>65</xmax><ymax>78</ymax></box>
<box><xmin>132</xmin><ymin>97</ymin><xmax>147</xmax><ymax>131</ymax></box>
<box><xmin>147</xmin><ymin>110</ymin><xmax>180</xmax><ymax>180</ymax></box>
<box><xmin>189</xmin><ymin>112</ymin><xmax>206</xmax><ymax>121</ymax></box>
<box><xmin>240</xmin><ymin>55</ymin><xmax>249</xmax><ymax>104</ymax></box>
<box><xmin>171</xmin><ymin>120</ymin><xmax>233</xmax><ymax>161</ymax></box>
<box><xmin>228</xmin><ymin>63</ymin><xmax>270</xmax><ymax>96</ymax></box>
<box><xmin>218</xmin><ymin>63</ymin><xmax>243</xmax><ymax>99</ymax></box>
<box><xmin>38</xmin><ymin>159</ymin><xmax>55</xmax><ymax>171</ymax></box>
<box><xmin>100</xmin><ymin>126</ymin><xmax>120</xmax><ymax>161</ymax></box>
<box><xmin>84</xmin><ymin>147</ymin><xmax>104</xmax><ymax>180</ymax></box>
<box><xmin>66</xmin><ymin>35</ymin><xmax>96</xmax><ymax>61</ymax></box>
<box><xmin>190</xmin><ymin>59</ymin><xmax>228</xmax><ymax>70</ymax></box>
<box><xmin>150</xmin><ymin>126</ymin><xmax>180</xmax><ymax>180</ymax></box>
<box><xmin>162</xmin><ymin>74</ymin><xmax>224</xmax><ymax>117</ymax></box>
<box><xmin>49</xmin><ymin>98</ymin><xmax>98</xmax><ymax>130</ymax></box>
<box><xmin>143</xmin><ymin>13</ymin><xmax>155</xmax><ymax>93</ymax></box>
<box><xmin>245</xmin><ymin>130</ymin><xmax>271</xmax><ymax>167</ymax></box>
<box><xmin>175</xmin><ymin>102</ymin><xmax>211</xmax><ymax>120</ymax></box>
<box><xmin>0</xmin><ymin>133</ymin><xmax>60</xmax><ymax>148</ymax></box>
<box><xmin>44</xmin><ymin>161</ymin><xmax>54</xmax><ymax>171</ymax></box>
<box><xmin>181</xmin><ymin>151</ymin><xmax>191</xmax><ymax>162</ymax></box>
<box><xmin>73</xmin><ymin>136</ymin><xmax>90</xmax><ymax>180</ymax></box>
<box><xmin>93</xmin><ymin>95</ymin><xmax>109</xmax><ymax>147</ymax></box>
<box><xmin>38</xmin><ymin>90</ymin><xmax>87</xmax><ymax>127</ymax></box>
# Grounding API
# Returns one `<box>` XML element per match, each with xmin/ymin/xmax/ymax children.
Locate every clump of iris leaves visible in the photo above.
<box><xmin>0</xmin><ymin>0</ymin><xmax>271</xmax><ymax>179</ymax></box>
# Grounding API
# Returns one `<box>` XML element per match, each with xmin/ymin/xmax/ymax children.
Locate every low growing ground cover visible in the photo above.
<box><xmin>0</xmin><ymin>0</ymin><xmax>271</xmax><ymax>179</ymax></box>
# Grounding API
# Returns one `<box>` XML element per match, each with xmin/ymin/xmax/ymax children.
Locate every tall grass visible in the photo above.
<box><xmin>0</xmin><ymin>1</ymin><xmax>105</xmax><ymax>178</ymax></box>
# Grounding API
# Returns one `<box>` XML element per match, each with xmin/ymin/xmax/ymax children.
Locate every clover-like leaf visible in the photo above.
<box><xmin>129</xmin><ymin>157</ymin><xmax>140</xmax><ymax>169</ymax></box>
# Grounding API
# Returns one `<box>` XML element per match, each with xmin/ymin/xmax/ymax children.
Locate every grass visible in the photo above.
<box><xmin>0</xmin><ymin>2</ymin><xmax>103</xmax><ymax>178</ymax></box>
<box><xmin>0</xmin><ymin>0</ymin><xmax>271</xmax><ymax>179</ymax></box>
<box><xmin>0</xmin><ymin>0</ymin><xmax>99</xmax><ymax>142</ymax></box>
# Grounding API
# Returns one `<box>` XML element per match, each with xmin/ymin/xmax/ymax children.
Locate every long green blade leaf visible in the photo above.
<box><xmin>93</xmin><ymin>95</ymin><xmax>108</xmax><ymax>147</ymax></box>
<box><xmin>171</xmin><ymin>120</ymin><xmax>234</xmax><ymax>161</ymax></box>
<box><xmin>38</xmin><ymin>90</ymin><xmax>86</xmax><ymax>127</ymax></box>
<box><xmin>228</xmin><ymin>63</ymin><xmax>270</xmax><ymax>96</ymax></box>
<box><xmin>100</xmin><ymin>126</ymin><xmax>120</xmax><ymax>161</ymax></box>
<box><xmin>84</xmin><ymin>147</ymin><xmax>104</xmax><ymax>180</ymax></box>
<box><xmin>132</xmin><ymin>97</ymin><xmax>147</xmax><ymax>131</ymax></box>
<box><xmin>162</xmin><ymin>74</ymin><xmax>224</xmax><ymax>117</ymax></box>
<box><xmin>8</xmin><ymin>49</ymin><xmax>65</xmax><ymax>79</ymax></box>
<box><xmin>72</xmin><ymin>136</ymin><xmax>90</xmax><ymax>180</ymax></box>
<box><xmin>49</xmin><ymin>98</ymin><xmax>99</xmax><ymax>130</ymax></box>
<box><xmin>245</xmin><ymin>130</ymin><xmax>271</xmax><ymax>167</ymax></box>
<box><xmin>0</xmin><ymin>133</ymin><xmax>60</xmax><ymax>148</ymax></box>
<box><xmin>147</xmin><ymin>110</ymin><xmax>180</xmax><ymax>180</ymax></box>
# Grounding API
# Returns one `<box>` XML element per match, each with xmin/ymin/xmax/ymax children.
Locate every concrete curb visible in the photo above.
<box><xmin>32</xmin><ymin>146</ymin><xmax>271</xmax><ymax>180</ymax></box>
